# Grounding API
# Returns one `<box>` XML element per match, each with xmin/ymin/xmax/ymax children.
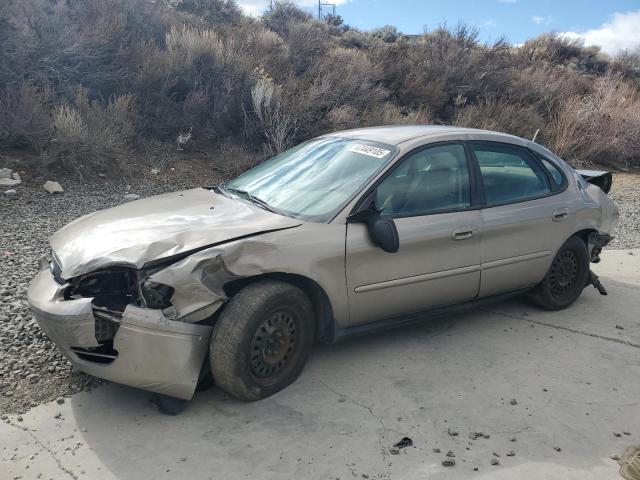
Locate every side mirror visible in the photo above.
<box><xmin>348</xmin><ymin>204</ymin><xmax>399</xmax><ymax>253</ymax></box>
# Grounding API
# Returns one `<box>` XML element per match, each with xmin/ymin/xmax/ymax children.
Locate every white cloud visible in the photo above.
<box><xmin>561</xmin><ymin>10</ymin><xmax>640</xmax><ymax>56</ymax></box>
<box><xmin>532</xmin><ymin>15</ymin><xmax>552</xmax><ymax>25</ymax></box>
<box><xmin>236</xmin><ymin>0</ymin><xmax>349</xmax><ymax>17</ymax></box>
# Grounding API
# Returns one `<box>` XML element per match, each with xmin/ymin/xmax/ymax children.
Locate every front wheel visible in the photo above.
<box><xmin>209</xmin><ymin>280</ymin><xmax>314</xmax><ymax>401</ymax></box>
<box><xmin>528</xmin><ymin>236</ymin><xmax>590</xmax><ymax>311</ymax></box>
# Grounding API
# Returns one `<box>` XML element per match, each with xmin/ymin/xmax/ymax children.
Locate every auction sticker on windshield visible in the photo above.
<box><xmin>347</xmin><ymin>144</ymin><xmax>391</xmax><ymax>158</ymax></box>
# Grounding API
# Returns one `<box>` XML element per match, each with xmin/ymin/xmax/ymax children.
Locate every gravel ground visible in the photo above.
<box><xmin>0</xmin><ymin>167</ymin><xmax>221</xmax><ymax>416</ymax></box>
<box><xmin>0</xmin><ymin>170</ymin><xmax>638</xmax><ymax>415</ymax></box>
<box><xmin>607</xmin><ymin>173</ymin><xmax>640</xmax><ymax>249</ymax></box>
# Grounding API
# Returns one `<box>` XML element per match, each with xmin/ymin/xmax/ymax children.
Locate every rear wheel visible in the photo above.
<box><xmin>209</xmin><ymin>280</ymin><xmax>314</xmax><ymax>401</ymax></box>
<box><xmin>528</xmin><ymin>236</ymin><xmax>590</xmax><ymax>311</ymax></box>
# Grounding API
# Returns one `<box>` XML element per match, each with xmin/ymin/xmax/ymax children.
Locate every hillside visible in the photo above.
<box><xmin>1</xmin><ymin>0</ymin><xmax>639</xmax><ymax>174</ymax></box>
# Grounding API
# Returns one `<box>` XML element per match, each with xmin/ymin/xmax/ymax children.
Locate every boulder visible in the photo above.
<box><xmin>4</xmin><ymin>189</ymin><xmax>17</xmax><ymax>195</ymax></box>
<box><xmin>0</xmin><ymin>168</ymin><xmax>12</xmax><ymax>179</ymax></box>
<box><xmin>43</xmin><ymin>181</ymin><xmax>64</xmax><ymax>194</ymax></box>
<box><xmin>124</xmin><ymin>193</ymin><xmax>141</xmax><ymax>200</ymax></box>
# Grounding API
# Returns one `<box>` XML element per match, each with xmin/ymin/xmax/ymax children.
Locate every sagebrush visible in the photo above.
<box><xmin>1</xmin><ymin>0</ymin><xmax>639</xmax><ymax>171</ymax></box>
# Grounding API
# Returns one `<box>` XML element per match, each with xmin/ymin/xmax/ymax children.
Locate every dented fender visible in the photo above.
<box><xmin>148</xmin><ymin>222</ymin><xmax>350</xmax><ymax>328</ymax></box>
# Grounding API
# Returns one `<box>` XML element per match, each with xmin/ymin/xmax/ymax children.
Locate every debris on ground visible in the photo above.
<box><xmin>433</xmin><ymin>448</ymin><xmax>441</xmax><ymax>453</ymax></box>
<box><xmin>389</xmin><ymin>447</ymin><xmax>400</xmax><ymax>455</ymax></box>
<box><xmin>393</xmin><ymin>437</ymin><xmax>413</xmax><ymax>449</ymax></box>
<box><xmin>616</xmin><ymin>325</ymin><xmax>625</xmax><ymax>330</ymax></box>
<box><xmin>447</xmin><ymin>427</ymin><xmax>459</xmax><ymax>436</ymax></box>
<box><xmin>506</xmin><ymin>451</ymin><xmax>516</xmax><ymax>457</ymax></box>
<box><xmin>554</xmin><ymin>446</ymin><xmax>562</xmax><ymax>452</ymax></box>
<box><xmin>615</xmin><ymin>432</ymin><xmax>623</xmax><ymax>437</ymax></box>
<box><xmin>124</xmin><ymin>193</ymin><xmax>141</xmax><ymax>200</ymax></box>
<box><xmin>510</xmin><ymin>399</ymin><xmax>518</xmax><ymax>405</ymax></box>
<box><xmin>491</xmin><ymin>458</ymin><xmax>500</xmax><ymax>466</ymax></box>
<box><xmin>442</xmin><ymin>459</ymin><xmax>455</xmax><ymax>467</ymax></box>
<box><xmin>446</xmin><ymin>450</ymin><xmax>455</xmax><ymax>458</ymax></box>
<box><xmin>469</xmin><ymin>432</ymin><xmax>484</xmax><ymax>440</ymax></box>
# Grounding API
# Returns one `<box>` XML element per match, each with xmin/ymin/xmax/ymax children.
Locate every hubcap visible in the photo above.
<box><xmin>548</xmin><ymin>250</ymin><xmax>578</xmax><ymax>296</ymax></box>
<box><xmin>249</xmin><ymin>311</ymin><xmax>297</xmax><ymax>378</ymax></box>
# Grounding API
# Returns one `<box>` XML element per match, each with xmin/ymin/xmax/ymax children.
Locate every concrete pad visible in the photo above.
<box><xmin>2</xmin><ymin>251</ymin><xmax>639</xmax><ymax>480</ymax></box>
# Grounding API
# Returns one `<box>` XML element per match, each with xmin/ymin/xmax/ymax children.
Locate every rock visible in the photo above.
<box><xmin>56</xmin><ymin>397</ymin><xmax>65</xmax><ymax>405</ymax></box>
<box><xmin>509</xmin><ymin>437</ymin><xmax>517</xmax><ymax>442</ymax></box>
<box><xmin>473</xmin><ymin>467</ymin><xmax>479</xmax><ymax>471</ymax></box>
<box><xmin>506</xmin><ymin>451</ymin><xmax>515</xmax><ymax>457</ymax></box>
<box><xmin>0</xmin><ymin>168</ymin><xmax>12</xmax><ymax>178</ymax></box>
<box><xmin>491</xmin><ymin>458</ymin><xmax>500</xmax><ymax>466</ymax></box>
<box><xmin>43</xmin><ymin>181</ymin><xmax>64</xmax><ymax>194</ymax></box>
<box><xmin>442</xmin><ymin>459</ymin><xmax>455</xmax><ymax>467</ymax></box>
<box><xmin>446</xmin><ymin>450</ymin><xmax>455</xmax><ymax>458</ymax></box>
<box><xmin>554</xmin><ymin>446</ymin><xmax>562</xmax><ymax>452</ymax></box>
<box><xmin>11</xmin><ymin>172</ymin><xmax>20</xmax><ymax>181</ymax></box>
<box><xmin>151</xmin><ymin>168</ymin><xmax>160</xmax><ymax>174</ymax></box>
<box><xmin>0</xmin><ymin>178</ymin><xmax>21</xmax><ymax>187</ymax></box>
<box><xmin>469</xmin><ymin>432</ymin><xmax>484</xmax><ymax>440</ymax></box>
<box><xmin>4</xmin><ymin>189</ymin><xmax>17</xmax><ymax>195</ymax></box>
<box><xmin>510</xmin><ymin>398</ymin><xmax>518</xmax><ymax>405</ymax></box>
<box><xmin>433</xmin><ymin>448</ymin><xmax>441</xmax><ymax>453</ymax></box>
<box><xmin>389</xmin><ymin>447</ymin><xmax>399</xmax><ymax>455</ymax></box>
<box><xmin>447</xmin><ymin>427</ymin><xmax>459</xmax><ymax>436</ymax></box>
<box><xmin>610</xmin><ymin>454</ymin><xmax>620</xmax><ymax>461</ymax></box>
<box><xmin>124</xmin><ymin>193</ymin><xmax>141</xmax><ymax>201</ymax></box>
<box><xmin>623</xmin><ymin>431</ymin><xmax>631</xmax><ymax>435</ymax></box>
<box><xmin>615</xmin><ymin>325</ymin><xmax>624</xmax><ymax>330</ymax></box>
<box><xmin>493</xmin><ymin>452</ymin><xmax>500</xmax><ymax>457</ymax></box>
<box><xmin>614</xmin><ymin>432</ymin><xmax>622</xmax><ymax>437</ymax></box>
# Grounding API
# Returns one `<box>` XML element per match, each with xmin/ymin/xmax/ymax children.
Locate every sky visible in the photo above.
<box><xmin>236</xmin><ymin>0</ymin><xmax>640</xmax><ymax>55</ymax></box>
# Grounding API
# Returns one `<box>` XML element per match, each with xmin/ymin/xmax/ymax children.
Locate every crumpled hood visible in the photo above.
<box><xmin>51</xmin><ymin>188</ymin><xmax>302</xmax><ymax>279</ymax></box>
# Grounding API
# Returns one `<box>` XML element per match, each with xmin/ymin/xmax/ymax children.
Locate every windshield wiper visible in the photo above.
<box><xmin>221</xmin><ymin>187</ymin><xmax>280</xmax><ymax>214</ymax></box>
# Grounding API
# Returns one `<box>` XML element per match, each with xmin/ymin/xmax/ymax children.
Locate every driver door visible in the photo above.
<box><xmin>345</xmin><ymin>143</ymin><xmax>482</xmax><ymax>327</ymax></box>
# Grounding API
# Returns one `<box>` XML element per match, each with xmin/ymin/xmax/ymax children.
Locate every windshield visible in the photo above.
<box><xmin>223</xmin><ymin>137</ymin><xmax>396</xmax><ymax>222</ymax></box>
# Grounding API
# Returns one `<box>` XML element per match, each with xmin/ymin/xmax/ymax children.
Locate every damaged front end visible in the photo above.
<box><xmin>28</xmin><ymin>253</ymin><xmax>214</xmax><ymax>400</ymax></box>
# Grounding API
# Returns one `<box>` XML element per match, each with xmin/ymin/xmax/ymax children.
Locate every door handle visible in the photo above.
<box><xmin>452</xmin><ymin>225</ymin><xmax>478</xmax><ymax>240</ymax></box>
<box><xmin>552</xmin><ymin>208</ymin><xmax>569</xmax><ymax>221</ymax></box>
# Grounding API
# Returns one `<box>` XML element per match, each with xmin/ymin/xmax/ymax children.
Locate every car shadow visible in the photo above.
<box><xmin>68</xmin><ymin>288</ymin><xmax>636</xmax><ymax>480</ymax></box>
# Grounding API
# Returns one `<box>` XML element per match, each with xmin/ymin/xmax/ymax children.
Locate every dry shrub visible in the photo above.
<box><xmin>215</xmin><ymin>142</ymin><xmax>263</xmax><ymax>178</ymax></box>
<box><xmin>365</xmin><ymin>103</ymin><xmax>431</xmax><ymax>127</ymax></box>
<box><xmin>546</xmin><ymin>74</ymin><xmax>640</xmax><ymax>168</ymax></box>
<box><xmin>0</xmin><ymin>82</ymin><xmax>53</xmax><ymax>149</ymax></box>
<box><xmin>45</xmin><ymin>89</ymin><xmax>137</xmax><ymax>171</ymax></box>
<box><xmin>453</xmin><ymin>96</ymin><xmax>543</xmax><ymax>139</ymax></box>
<box><xmin>250</xmin><ymin>77</ymin><xmax>298</xmax><ymax>155</ymax></box>
<box><xmin>165</xmin><ymin>25</ymin><xmax>225</xmax><ymax>67</ymax></box>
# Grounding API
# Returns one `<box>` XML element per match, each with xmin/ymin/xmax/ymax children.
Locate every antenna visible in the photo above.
<box><xmin>532</xmin><ymin>128</ymin><xmax>540</xmax><ymax>143</ymax></box>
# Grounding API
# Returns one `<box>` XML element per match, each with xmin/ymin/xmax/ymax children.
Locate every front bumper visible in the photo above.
<box><xmin>27</xmin><ymin>269</ymin><xmax>213</xmax><ymax>400</ymax></box>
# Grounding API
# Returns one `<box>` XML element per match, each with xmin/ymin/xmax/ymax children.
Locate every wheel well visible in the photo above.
<box><xmin>223</xmin><ymin>273</ymin><xmax>335</xmax><ymax>344</ymax></box>
<box><xmin>573</xmin><ymin>228</ymin><xmax>597</xmax><ymax>247</ymax></box>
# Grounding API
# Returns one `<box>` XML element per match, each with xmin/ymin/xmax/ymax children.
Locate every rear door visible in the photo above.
<box><xmin>345</xmin><ymin>143</ymin><xmax>483</xmax><ymax>326</ymax></box>
<box><xmin>469</xmin><ymin>142</ymin><xmax>576</xmax><ymax>297</ymax></box>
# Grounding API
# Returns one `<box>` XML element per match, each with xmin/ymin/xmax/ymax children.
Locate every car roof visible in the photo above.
<box><xmin>326</xmin><ymin>125</ymin><xmax>524</xmax><ymax>146</ymax></box>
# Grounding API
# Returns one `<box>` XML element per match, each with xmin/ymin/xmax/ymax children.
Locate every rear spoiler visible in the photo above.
<box><xmin>575</xmin><ymin>169</ymin><xmax>613</xmax><ymax>194</ymax></box>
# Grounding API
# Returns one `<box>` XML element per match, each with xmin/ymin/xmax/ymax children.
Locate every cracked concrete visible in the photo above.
<box><xmin>1</xmin><ymin>249</ymin><xmax>639</xmax><ymax>480</ymax></box>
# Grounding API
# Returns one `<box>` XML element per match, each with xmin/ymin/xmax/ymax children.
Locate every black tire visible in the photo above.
<box><xmin>209</xmin><ymin>280</ymin><xmax>314</xmax><ymax>401</ymax></box>
<box><xmin>528</xmin><ymin>235</ymin><xmax>590</xmax><ymax>311</ymax></box>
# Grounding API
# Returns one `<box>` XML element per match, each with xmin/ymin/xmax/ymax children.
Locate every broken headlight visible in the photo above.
<box><xmin>66</xmin><ymin>269</ymin><xmax>136</xmax><ymax>300</ymax></box>
<box><xmin>140</xmin><ymin>280</ymin><xmax>174</xmax><ymax>309</ymax></box>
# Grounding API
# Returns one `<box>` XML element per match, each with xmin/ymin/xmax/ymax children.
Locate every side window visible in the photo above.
<box><xmin>376</xmin><ymin>144</ymin><xmax>470</xmax><ymax>217</ymax></box>
<box><xmin>538</xmin><ymin>156</ymin><xmax>566</xmax><ymax>188</ymax></box>
<box><xmin>472</xmin><ymin>143</ymin><xmax>550</xmax><ymax>205</ymax></box>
